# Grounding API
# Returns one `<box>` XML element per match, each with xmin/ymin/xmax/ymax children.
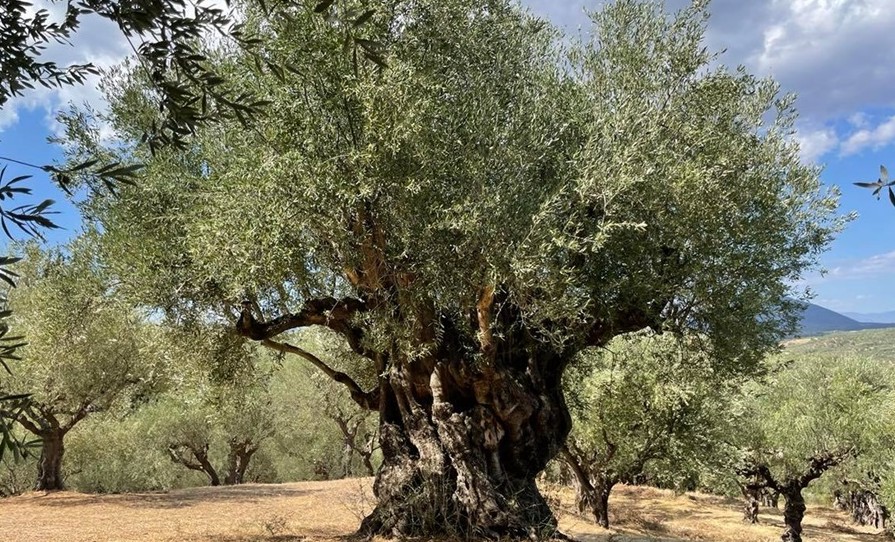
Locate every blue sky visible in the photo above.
<box><xmin>1</xmin><ymin>0</ymin><xmax>894</xmax><ymax>315</ymax></box>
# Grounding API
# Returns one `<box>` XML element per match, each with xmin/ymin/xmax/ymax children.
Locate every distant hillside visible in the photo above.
<box><xmin>842</xmin><ymin>310</ymin><xmax>895</xmax><ymax>324</ymax></box>
<box><xmin>796</xmin><ymin>302</ymin><xmax>895</xmax><ymax>337</ymax></box>
<box><xmin>784</xmin><ymin>327</ymin><xmax>895</xmax><ymax>361</ymax></box>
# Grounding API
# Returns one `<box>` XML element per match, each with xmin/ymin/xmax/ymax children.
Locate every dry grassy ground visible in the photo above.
<box><xmin>0</xmin><ymin>478</ymin><xmax>883</xmax><ymax>542</ymax></box>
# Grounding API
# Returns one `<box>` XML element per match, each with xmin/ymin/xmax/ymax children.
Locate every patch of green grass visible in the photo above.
<box><xmin>784</xmin><ymin>328</ymin><xmax>895</xmax><ymax>362</ymax></box>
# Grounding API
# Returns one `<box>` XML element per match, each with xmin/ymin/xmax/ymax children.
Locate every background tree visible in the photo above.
<box><xmin>737</xmin><ymin>354</ymin><xmax>895</xmax><ymax>542</ymax></box>
<box><xmin>562</xmin><ymin>331</ymin><xmax>740</xmax><ymax>528</ymax></box>
<box><xmin>60</xmin><ymin>0</ymin><xmax>842</xmax><ymax>537</ymax></box>
<box><xmin>0</xmin><ymin>236</ymin><xmax>157</xmax><ymax>490</ymax></box>
<box><xmin>144</xmin><ymin>325</ymin><xmax>276</xmax><ymax>486</ymax></box>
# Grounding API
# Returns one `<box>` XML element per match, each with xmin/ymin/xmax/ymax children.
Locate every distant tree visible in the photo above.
<box><xmin>147</xmin><ymin>327</ymin><xmax>276</xmax><ymax>486</ymax></box>
<box><xmin>737</xmin><ymin>355</ymin><xmax>895</xmax><ymax>542</ymax></box>
<box><xmin>562</xmin><ymin>332</ymin><xmax>741</xmax><ymax>528</ymax></box>
<box><xmin>62</xmin><ymin>0</ymin><xmax>843</xmax><ymax>537</ymax></box>
<box><xmin>0</xmin><ymin>236</ymin><xmax>156</xmax><ymax>490</ymax></box>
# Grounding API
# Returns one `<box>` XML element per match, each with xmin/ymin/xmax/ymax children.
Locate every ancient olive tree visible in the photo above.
<box><xmin>562</xmin><ymin>332</ymin><xmax>739</xmax><ymax>529</ymax></box>
<box><xmin>64</xmin><ymin>0</ymin><xmax>840</xmax><ymax>537</ymax></box>
<box><xmin>738</xmin><ymin>355</ymin><xmax>895</xmax><ymax>542</ymax></box>
<box><xmin>0</xmin><ymin>238</ymin><xmax>154</xmax><ymax>490</ymax></box>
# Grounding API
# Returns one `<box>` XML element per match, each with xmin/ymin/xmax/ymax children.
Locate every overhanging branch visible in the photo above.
<box><xmin>261</xmin><ymin>338</ymin><xmax>379</xmax><ymax>411</ymax></box>
<box><xmin>237</xmin><ymin>296</ymin><xmax>375</xmax><ymax>359</ymax></box>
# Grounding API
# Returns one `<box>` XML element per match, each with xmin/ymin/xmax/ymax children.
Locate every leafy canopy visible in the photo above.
<box><xmin>67</xmin><ymin>0</ymin><xmax>841</xmax><ymax>373</ymax></box>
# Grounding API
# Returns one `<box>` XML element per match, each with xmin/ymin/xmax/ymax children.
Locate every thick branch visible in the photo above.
<box><xmin>476</xmin><ymin>285</ymin><xmax>496</xmax><ymax>360</ymax></box>
<box><xmin>261</xmin><ymin>338</ymin><xmax>379</xmax><ymax>411</ymax></box>
<box><xmin>737</xmin><ymin>463</ymin><xmax>781</xmax><ymax>493</ymax></box>
<box><xmin>237</xmin><ymin>296</ymin><xmax>373</xmax><ymax>359</ymax></box>
<box><xmin>797</xmin><ymin>450</ymin><xmax>852</xmax><ymax>488</ymax></box>
<box><xmin>0</xmin><ymin>409</ymin><xmax>44</xmax><ymax>437</ymax></box>
<box><xmin>561</xmin><ymin>445</ymin><xmax>597</xmax><ymax>494</ymax></box>
<box><xmin>237</xmin><ymin>296</ymin><xmax>366</xmax><ymax>338</ymax></box>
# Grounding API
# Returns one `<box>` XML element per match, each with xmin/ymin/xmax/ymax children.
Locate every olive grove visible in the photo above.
<box><xmin>56</xmin><ymin>0</ymin><xmax>842</xmax><ymax>538</ymax></box>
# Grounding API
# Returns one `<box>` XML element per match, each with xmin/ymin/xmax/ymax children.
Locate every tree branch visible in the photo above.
<box><xmin>798</xmin><ymin>450</ymin><xmax>852</xmax><ymax>488</ymax></box>
<box><xmin>737</xmin><ymin>462</ymin><xmax>781</xmax><ymax>493</ymax></box>
<box><xmin>236</xmin><ymin>296</ymin><xmax>374</xmax><ymax>359</ymax></box>
<box><xmin>0</xmin><ymin>409</ymin><xmax>44</xmax><ymax>437</ymax></box>
<box><xmin>260</xmin><ymin>338</ymin><xmax>379</xmax><ymax>411</ymax></box>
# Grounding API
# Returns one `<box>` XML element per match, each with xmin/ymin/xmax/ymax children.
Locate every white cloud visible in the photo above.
<box><xmin>824</xmin><ymin>251</ymin><xmax>895</xmax><ymax>280</ymax></box>
<box><xmin>796</xmin><ymin>126</ymin><xmax>838</xmax><ymax>163</ymax></box>
<box><xmin>840</xmin><ymin>115</ymin><xmax>895</xmax><ymax>156</ymax></box>
<box><xmin>524</xmin><ymin>0</ymin><xmax>895</xmax><ymax>128</ymax></box>
<box><xmin>0</xmin><ymin>3</ymin><xmax>131</xmax><ymax>137</ymax></box>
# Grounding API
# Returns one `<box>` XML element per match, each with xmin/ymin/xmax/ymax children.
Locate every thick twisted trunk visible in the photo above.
<box><xmin>781</xmin><ymin>489</ymin><xmax>806</xmax><ymax>542</ymax></box>
<box><xmin>581</xmin><ymin>482</ymin><xmax>611</xmax><ymax>529</ymax></box>
<box><xmin>742</xmin><ymin>486</ymin><xmax>760</xmax><ymax>524</ymax></box>
<box><xmin>358</xmin><ymin>346</ymin><xmax>571</xmax><ymax>539</ymax></box>
<box><xmin>562</xmin><ymin>447</ymin><xmax>614</xmax><ymax>529</ymax></box>
<box><xmin>36</xmin><ymin>429</ymin><xmax>65</xmax><ymax>491</ymax></box>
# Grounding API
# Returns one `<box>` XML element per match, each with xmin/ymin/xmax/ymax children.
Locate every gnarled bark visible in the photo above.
<box><xmin>835</xmin><ymin>480</ymin><xmax>888</xmax><ymax>529</ymax></box>
<box><xmin>781</xmin><ymin>487</ymin><xmax>806</xmax><ymax>542</ymax></box>
<box><xmin>561</xmin><ymin>445</ymin><xmax>615</xmax><ymax>529</ymax></box>
<box><xmin>224</xmin><ymin>438</ymin><xmax>258</xmax><ymax>485</ymax></box>
<box><xmin>237</xmin><ymin>279</ymin><xmax>655</xmax><ymax>539</ymax></box>
<box><xmin>36</xmin><ymin>429</ymin><xmax>65</xmax><ymax>491</ymax></box>
<box><xmin>357</xmin><ymin>347</ymin><xmax>571</xmax><ymax>539</ymax></box>
<box><xmin>740</xmin><ymin>482</ymin><xmax>761</xmax><ymax>524</ymax></box>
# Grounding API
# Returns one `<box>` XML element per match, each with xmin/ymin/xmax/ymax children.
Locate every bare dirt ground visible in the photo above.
<box><xmin>0</xmin><ymin>478</ymin><xmax>883</xmax><ymax>542</ymax></box>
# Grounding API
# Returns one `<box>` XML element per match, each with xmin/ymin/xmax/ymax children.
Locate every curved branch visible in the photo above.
<box><xmin>0</xmin><ymin>409</ymin><xmax>44</xmax><ymax>437</ymax></box>
<box><xmin>237</xmin><ymin>296</ymin><xmax>374</xmax><ymax>359</ymax></box>
<box><xmin>260</xmin><ymin>338</ymin><xmax>379</xmax><ymax>411</ymax></box>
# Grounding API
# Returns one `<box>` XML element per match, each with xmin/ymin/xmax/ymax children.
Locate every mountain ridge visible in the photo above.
<box><xmin>797</xmin><ymin>302</ymin><xmax>895</xmax><ymax>337</ymax></box>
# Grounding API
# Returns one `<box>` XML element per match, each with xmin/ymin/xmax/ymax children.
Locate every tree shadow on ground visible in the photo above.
<box><xmin>25</xmin><ymin>484</ymin><xmax>322</xmax><ymax>510</ymax></box>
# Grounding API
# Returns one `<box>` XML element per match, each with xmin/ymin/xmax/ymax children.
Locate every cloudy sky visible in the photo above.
<box><xmin>1</xmin><ymin>0</ymin><xmax>894</xmax><ymax>315</ymax></box>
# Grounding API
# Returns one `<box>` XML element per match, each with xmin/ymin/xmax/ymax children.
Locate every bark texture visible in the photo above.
<box><xmin>781</xmin><ymin>488</ymin><xmax>806</xmax><ymax>542</ymax></box>
<box><xmin>834</xmin><ymin>481</ymin><xmax>888</xmax><ymax>529</ymax></box>
<box><xmin>237</xmin><ymin>255</ymin><xmax>658</xmax><ymax>539</ymax></box>
<box><xmin>358</xmin><ymin>343</ymin><xmax>572</xmax><ymax>539</ymax></box>
<box><xmin>562</xmin><ymin>446</ymin><xmax>615</xmax><ymax>529</ymax></box>
<box><xmin>36</xmin><ymin>430</ymin><xmax>65</xmax><ymax>491</ymax></box>
<box><xmin>224</xmin><ymin>438</ymin><xmax>258</xmax><ymax>485</ymax></box>
<box><xmin>741</xmin><ymin>483</ymin><xmax>760</xmax><ymax>524</ymax></box>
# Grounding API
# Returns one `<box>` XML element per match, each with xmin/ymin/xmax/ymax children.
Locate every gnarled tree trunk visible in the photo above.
<box><xmin>741</xmin><ymin>483</ymin><xmax>760</xmax><ymax>524</ymax></box>
<box><xmin>781</xmin><ymin>488</ymin><xmax>806</xmax><ymax>542</ymax></box>
<box><xmin>237</xmin><ymin>285</ymin><xmax>650</xmax><ymax>539</ymax></box>
<box><xmin>739</xmin><ymin>451</ymin><xmax>850</xmax><ymax>542</ymax></box>
<box><xmin>36</xmin><ymin>429</ymin><xmax>65</xmax><ymax>491</ymax></box>
<box><xmin>358</xmin><ymin>348</ymin><xmax>571</xmax><ymax>539</ymax></box>
<box><xmin>224</xmin><ymin>438</ymin><xmax>257</xmax><ymax>485</ymax></box>
<box><xmin>561</xmin><ymin>446</ymin><xmax>615</xmax><ymax>529</ymax></box>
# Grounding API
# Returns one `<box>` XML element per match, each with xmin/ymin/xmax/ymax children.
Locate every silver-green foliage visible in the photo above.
<box><xmin>743</xmin><ymin>354</ymin><xmax>895</xmax><ymax>482</ymax></box>
<box><xmin>566</xmin><ymin>331</ymin><xmax>738</xmax><ymax>490</ymax></box>
<box><xmin>61</xmin><ymin>0</ymin><xmax>843</xmax><ymax>372</ymax></box>
<box><xmin>2</xmin><ymin>237</ymin><xmax>160</xmax><ymax>436</ymax></box>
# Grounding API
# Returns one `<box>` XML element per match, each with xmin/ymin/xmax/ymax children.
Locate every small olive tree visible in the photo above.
<box><xmin>0</xmin><ymin>237</ymin><xmax>156</xmax><ymax>490</ymax></box>
<box><xmin>562</xmin><ymin>332</ymin><xmax>740</xmax><ymax>528</ymax></box>
<box><xmin>146</xmin><ymin>327</ymin><xmax>277</xmax><ymax>486</ymax></box>
<box><xmin>738</xmin><ymin>354</ymin><xmax>895</xmax><ymax>542</ymax></box>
